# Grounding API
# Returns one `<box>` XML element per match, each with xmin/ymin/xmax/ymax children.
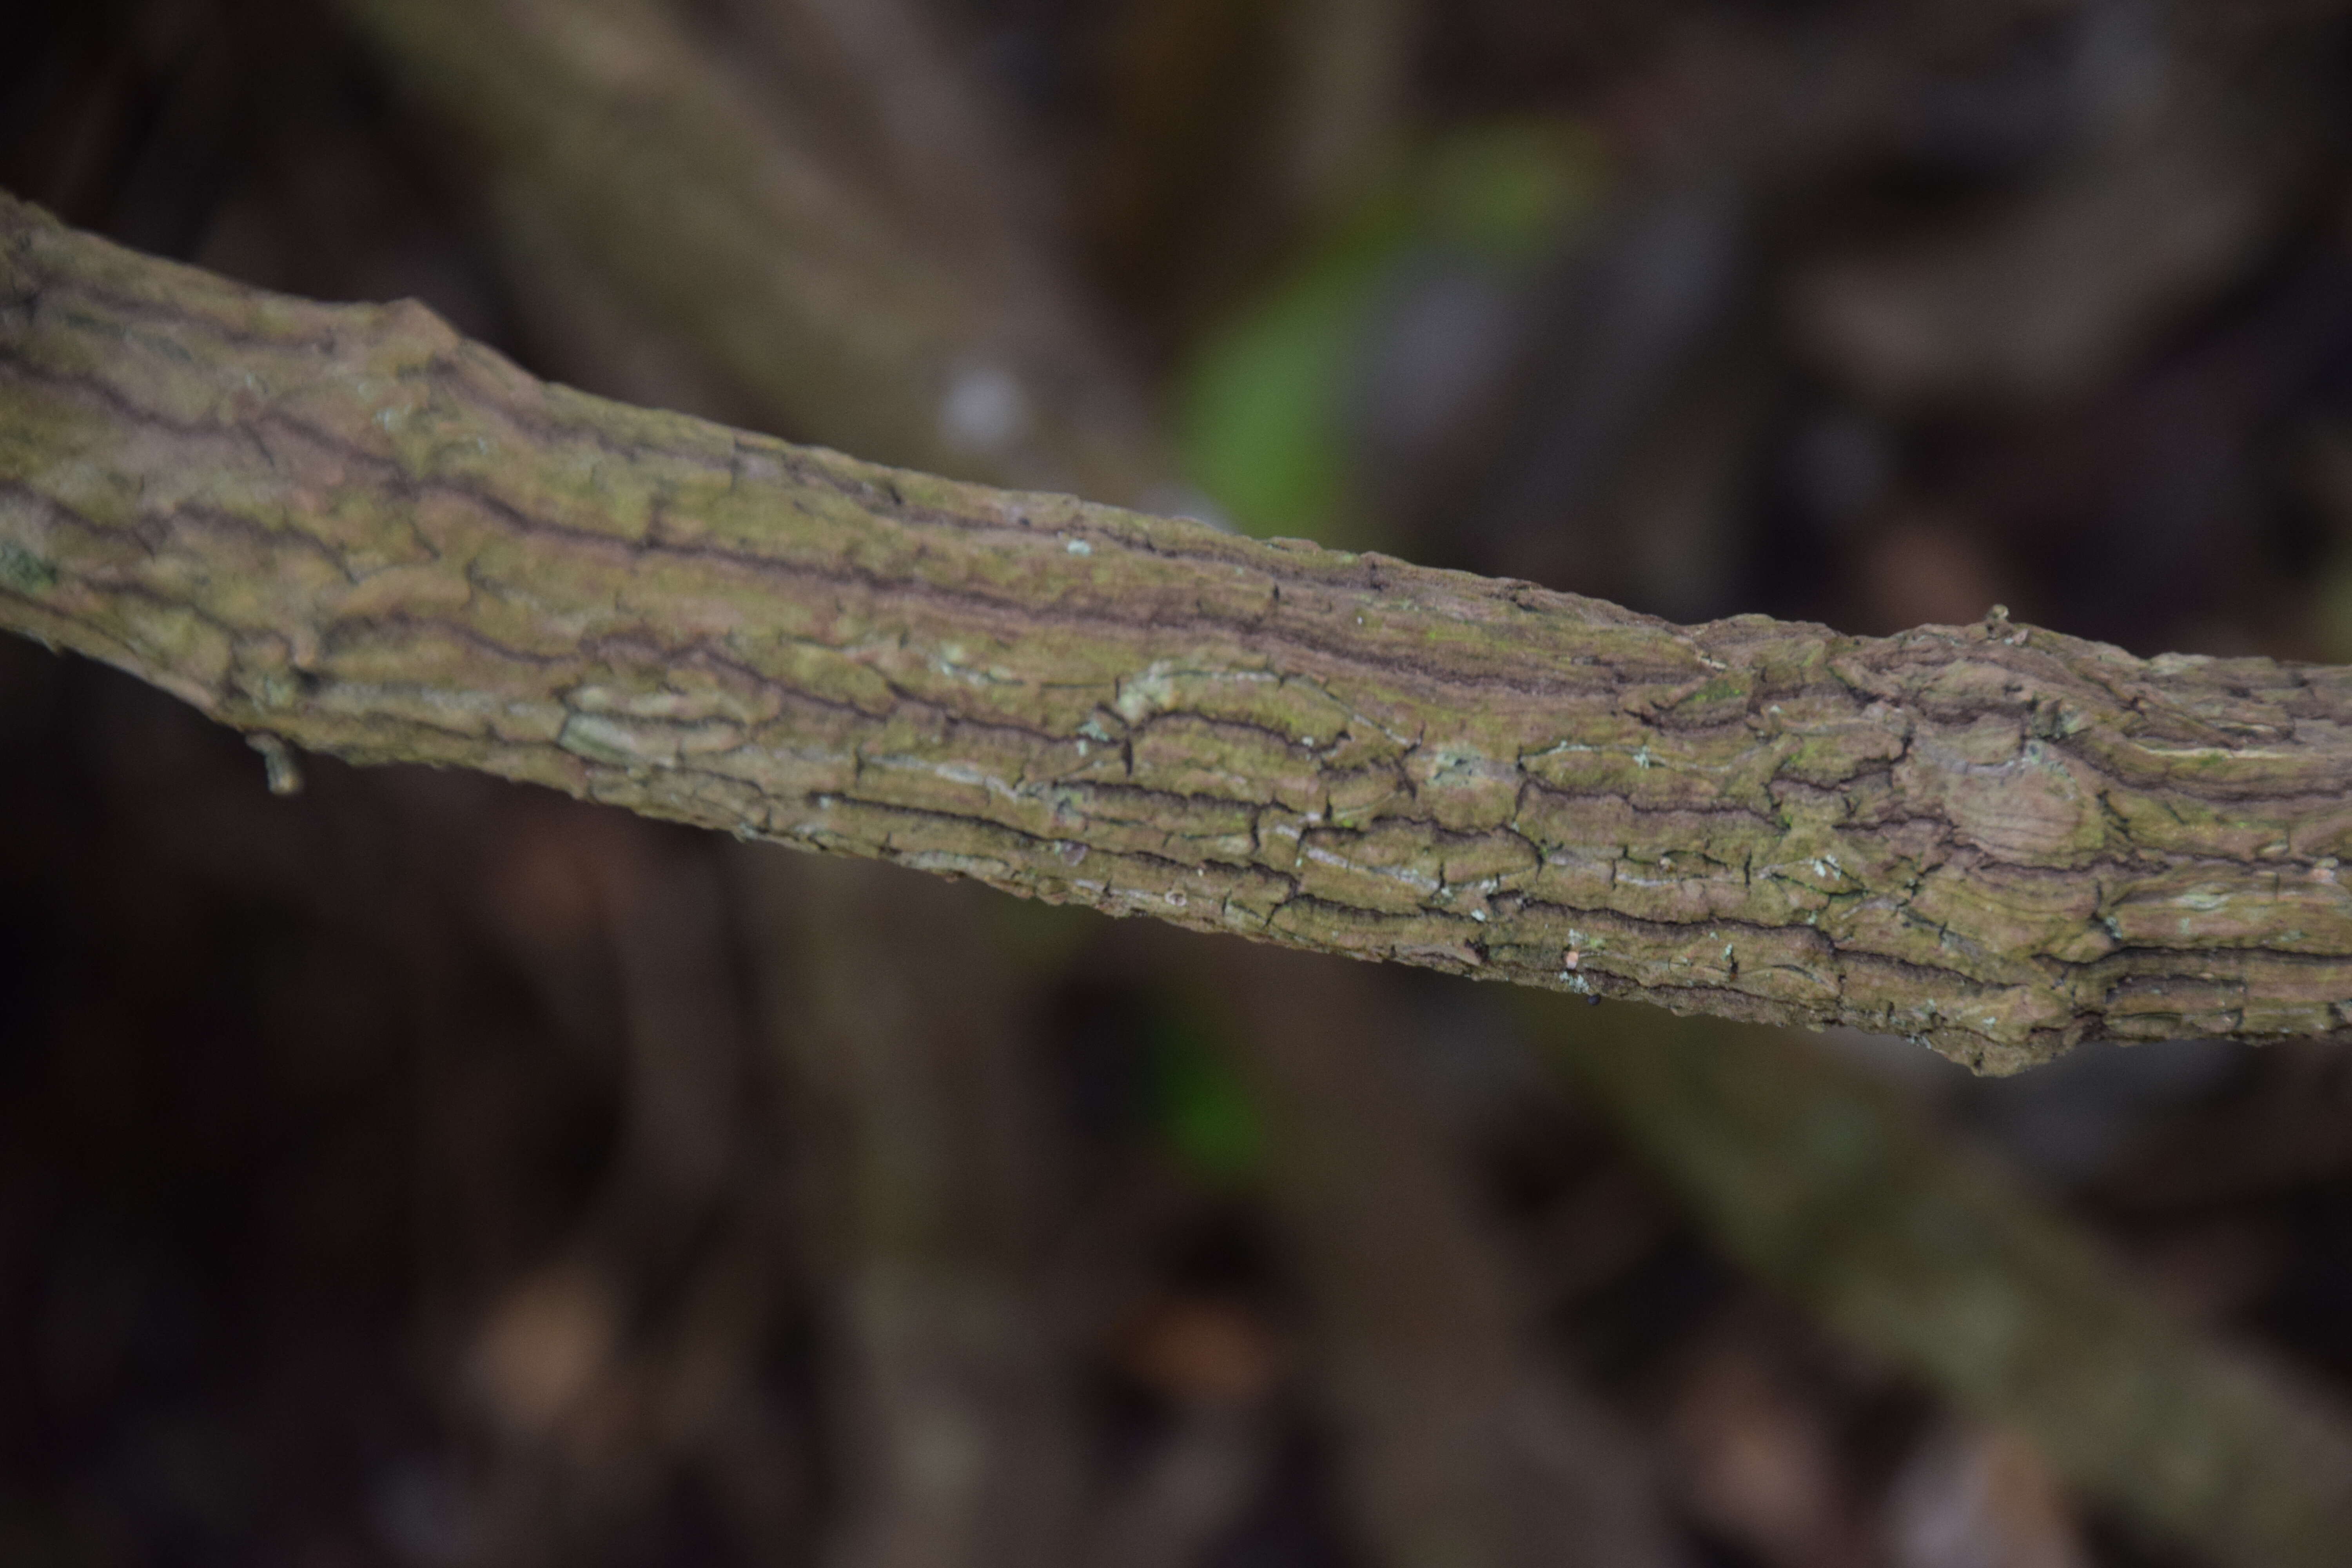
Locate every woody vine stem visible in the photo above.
<box><xmin>6</xmin><ymin>191</ymin><xmax>2352</xmax><ymax>1073</ymax></box>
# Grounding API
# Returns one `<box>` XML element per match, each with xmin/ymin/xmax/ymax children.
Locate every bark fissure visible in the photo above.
<box><xmin>9</xmin><ymin>192</ymin><xmax>2352</xmax><ymax>1070</ymax></box>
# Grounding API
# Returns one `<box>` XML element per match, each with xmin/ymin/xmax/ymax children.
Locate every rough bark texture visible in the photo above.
<box><xmin>9</xmin><ymin>192</ymin><xmax>2352</xmax><ymax>1071</ymax></box>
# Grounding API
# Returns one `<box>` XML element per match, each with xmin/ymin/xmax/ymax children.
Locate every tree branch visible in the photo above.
<box><xmin>7</xmin><ymin>190</ymin><xmax>2352</xmax><ymax>1071</ymax></box>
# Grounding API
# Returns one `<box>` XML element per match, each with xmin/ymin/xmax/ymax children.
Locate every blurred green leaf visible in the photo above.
<box><xmin>1177</xmin><ymin>120</ymin><xmax>1605</xmax><ymax>544</ymax></box>
<box><xmin>1148</xmin><ymin>1010</ymin><xmax>1264</xmax><ymax>1186</ymax></box>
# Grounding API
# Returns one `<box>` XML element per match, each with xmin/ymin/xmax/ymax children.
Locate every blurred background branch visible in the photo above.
<box><xmin>336</xmin><ymin>0</ymin><xmax>1175</xmax><ymax>506</ymax></box>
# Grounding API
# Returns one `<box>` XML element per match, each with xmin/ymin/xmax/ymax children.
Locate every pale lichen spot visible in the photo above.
<box><xmin>558</xmin><ymin>712</ymin><xmax>677</xmax><ymax>770</ymax></box>
<box><xmin>1300</xmin><ymin>842</ymin><xmax>1441</xmax><ymax>896</ymax></box>
<box><xmin>1065</xmin><ymin>538</ymin><xmax>1093</xmax><ymax>556</ymax></box>
<box><xmin>1113</xmin><ymin>660</ymin><xmax>1183</xmax><ymax>724</ymax></box>
<box><xmin>900</xmin><ymin>849</ymin><xmax>1016</xmax><ymax>883</ymax></box>
<box><xmin>1427</xmin><ymin>747</ymin><xmax>1491</xmax><ymax>786</ymax></box>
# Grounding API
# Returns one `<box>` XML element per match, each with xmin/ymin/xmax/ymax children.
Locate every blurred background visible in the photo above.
<box><xmin>9</xmin><ymin>0</ymin><xmax>2352</xmax><ymax>1564</ymax></box>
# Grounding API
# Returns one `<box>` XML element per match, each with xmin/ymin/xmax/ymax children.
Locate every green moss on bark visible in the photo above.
<box><xmin>8</xmin><ymin>190</ymin><xmax>2352</xmax><ymax>1071</ymax></box>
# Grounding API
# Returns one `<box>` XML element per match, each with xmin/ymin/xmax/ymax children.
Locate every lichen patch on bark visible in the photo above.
<box><xmin>7</xmin><ymin>191</ymin><xmax>2352</xmax><ymax>1071</ymax></box>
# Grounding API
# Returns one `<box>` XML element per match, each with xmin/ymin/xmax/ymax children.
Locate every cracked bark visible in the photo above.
<box><xmin>9</xmin><ymin>192</ymin><xmax>2352</xmax><ymax>1072</ymax></box>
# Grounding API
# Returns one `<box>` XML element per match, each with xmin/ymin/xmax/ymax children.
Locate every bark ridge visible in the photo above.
<box><xmin>7</xmin><ymin>191</ymin><xmax>2352</xmax><ymax>1071</ymax></box>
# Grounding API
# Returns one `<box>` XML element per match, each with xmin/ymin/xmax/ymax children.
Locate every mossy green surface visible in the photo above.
<box><xmin>9</xmin><ymin>189</ymin><xmax>2352</xmax><ymax>1070</ymax></box>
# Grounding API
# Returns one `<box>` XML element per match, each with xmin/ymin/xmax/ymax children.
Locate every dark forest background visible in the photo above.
<box><xmin>9</xmin><ymin>2</ymin><xmax>2352</xmax><ymax>1565</ymax></box>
